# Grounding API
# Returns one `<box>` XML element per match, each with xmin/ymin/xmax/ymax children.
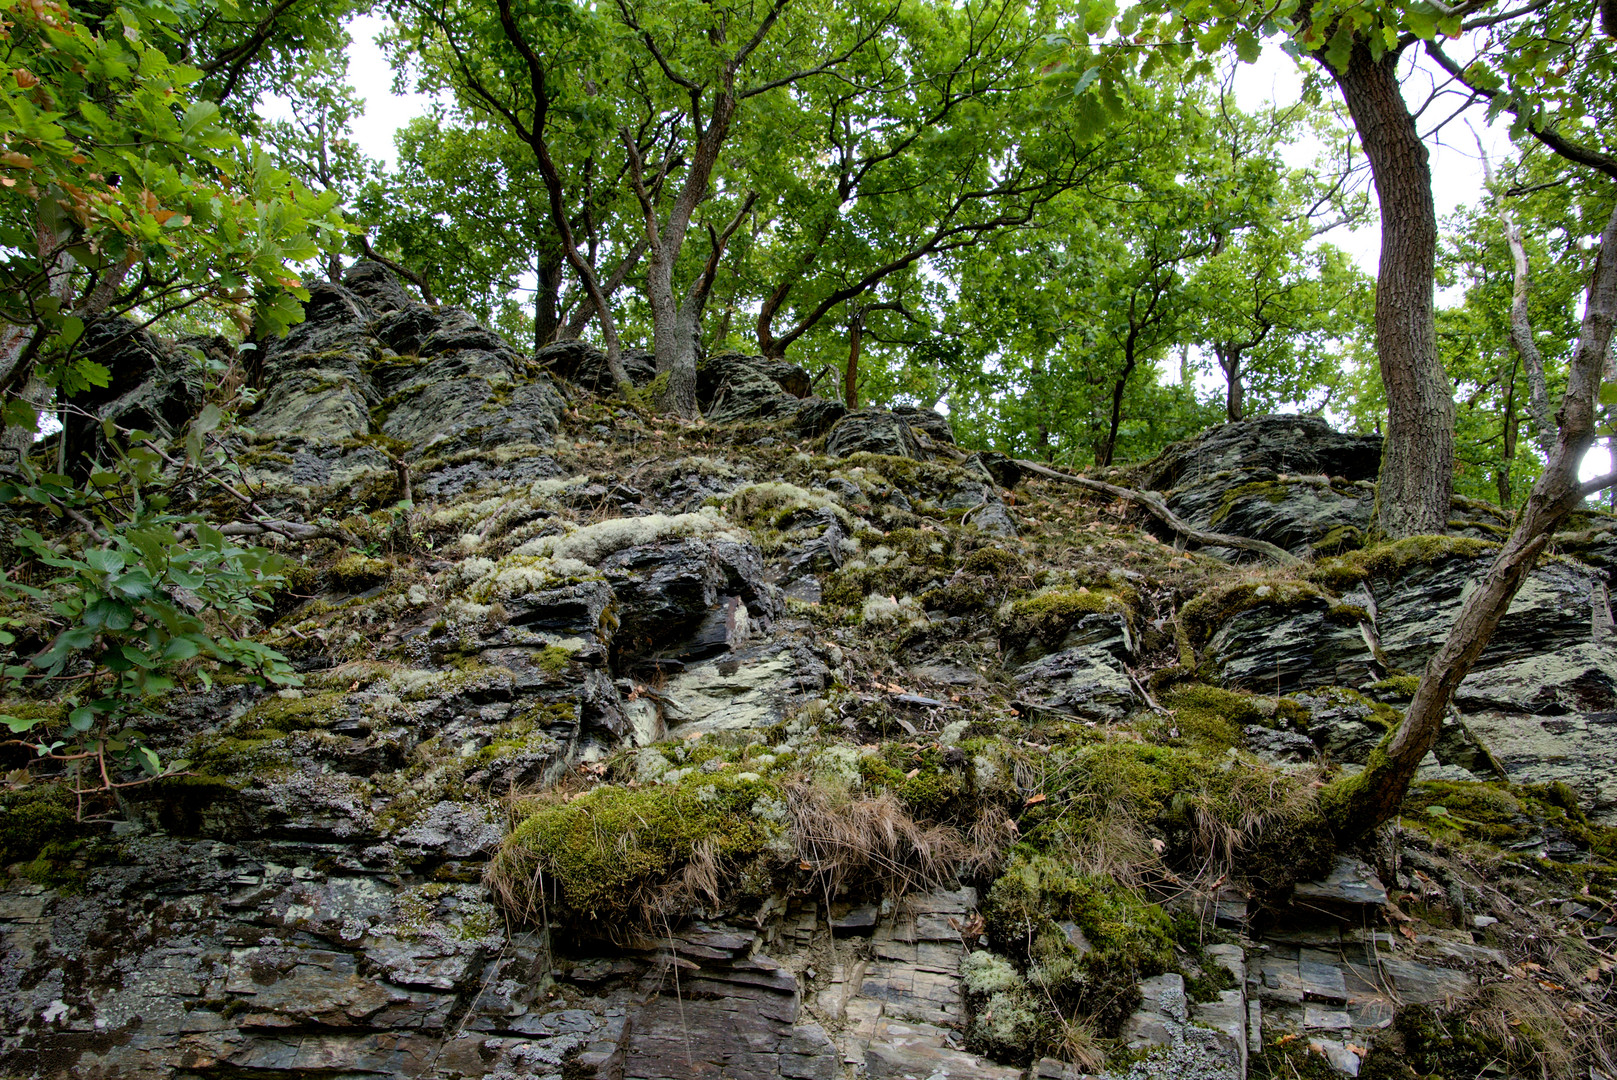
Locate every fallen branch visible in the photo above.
<box><xmin>1013</xmin><ymin>458</ymin><xmax>1304</xmax><ymax>567</ymax></box>
<box><xmin>215</xmin><ymin>519</ymin><xmax>355</xmax><ymax>545</ymax></box>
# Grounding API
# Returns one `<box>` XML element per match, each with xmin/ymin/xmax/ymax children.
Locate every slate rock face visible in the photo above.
<box><xmin>1143</xmin><ymin>416</ymin><xmax>1383</xmax><ymax>558</ymax></box>
<box><xmin>1458</xmin><ymin>643</ymin><xmax>1617</xmax><ymax>822</ymax></box>
<box><xmin>1209</xmin><ymin>555</ymin><xmax>1601</xmax><ymax>694</ymax></box>
<box><xmin>826</xmin><ymin>408</ymin><xmax>924</xmax><ymax>458</ymax></box>
<box><xmin>535</xmin><ymin>339</ymin><xmax>659</xmax><ymax>391</ymax></box>
<box><xmin>63</xmin><ymin>318</ymin><xmax>214</xmax><ymax>468</ymax></box>
<box><xmin>1143</xmin><ymin>414</ymin><xmax>1382</xmax><ymax>491</ymax></box>
<box><xmin>1011</xmin><ymin>611</ymin><xmax>1137</xmax><ymax>722</ymax></box>
<box><xmin>244</xmin><ymin>262</ymin><xmax>566</xmax><ymax>456</ymax></box>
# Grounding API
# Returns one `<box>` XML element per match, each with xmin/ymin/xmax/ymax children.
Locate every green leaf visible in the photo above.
<box><xmin>86</xmin><ymin>548</ymin><xmax>126</xmax><ymax>574</ymax></box>
<box><xmin>1234</xmin><ymin>29</ymin><xmax>1261</xmax><ymax>63</ymax></box>
<box><xmin>83</xmin><ymin>597</ymin><xmax>135</xmax><ymax>631</ymax></box>
<box><xmin>69</xmin><ymin>707</ymin><xmax>96</xmax><ymax>732</ymax></box>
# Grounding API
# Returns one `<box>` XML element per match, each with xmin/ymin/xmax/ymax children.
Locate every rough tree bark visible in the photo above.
<box><xmin>1324</xmin><ymin>41</ymin><xmax>1454</xmax><ymax>538</ymax></box>
<box><xmin>1323</xmin><ymin>200</ymin><xmax>1617</xmax><ymax>840</ymax></box>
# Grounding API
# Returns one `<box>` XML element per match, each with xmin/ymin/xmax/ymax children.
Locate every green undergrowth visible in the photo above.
<box><xmin>966</xmin><ymin>851</ymin><xmax>1239</xmax><ymax>1064</ymax></box>
<box><xmin>1015</xmin><ymin>737</ymin><xmax>1335</xmax><ymax>895</ymax></box>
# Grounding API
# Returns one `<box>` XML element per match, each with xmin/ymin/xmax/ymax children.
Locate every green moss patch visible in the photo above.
<box><xmin>997</xmin><ymin>586</ymin><xmax>1134</xmax><ymax>659</ymax></box>
<box><xmin>492</xmin><ymin>772</ymin><xmax>786</xmax><ymax>925</ymax></box>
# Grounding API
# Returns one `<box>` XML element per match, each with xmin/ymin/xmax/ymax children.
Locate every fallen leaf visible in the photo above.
<box><xmin>904</xmin><ymin>768</ymin><xmax>921</xmax><ymax>779</ymax></box>
<box><xmin>1024</xmin><ymin>793</ymin><xmax>1047</xmax><ymax>806</ymax></box>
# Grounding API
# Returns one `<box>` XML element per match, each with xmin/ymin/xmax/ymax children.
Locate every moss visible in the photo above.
<box><xmin>1310</xmin><ymin>535</ymin><xmax>1498</xmax><ymax>591</ymax></box>
<box><xmin>1179</xmin><ymin>578</ymin><xmax>1336</xmax><ymax>646</ymax></box>
<box><xmin>962</xmin><ymin>546</ymin><xmax>1023</xmax><ymax>576</ymax></box>
<box><xmin>1161</xmin><ymin>684</ymin><xmax>1282</xmax><ymax>750</ymax></box>
<box><xmin>326</xmin><ymin>554</ymin><xmax>393</xmax><ymax>592</ymax></box>
<box><xmin>1310</xmin><ymin>523</ymin><xmax>1364</xmax><ymax>555</ymax></box>
<box><xmin>0</xmin><ymin>786</ymin><xmax>87</xmax><ymax>867</ymax></box>
<box><xmin>1359</xmin><ymin>1003</ymin><xmax>1550</xmax><ymax>1080</ymax></box>
<box><xmin>242</xmin><ymin>691</ymin><xmax>350</xmax><ymax>732</ymax></box>
<box><xmin>493</xmin><ymin>770</ymin><xmax>785</xmax><ymax>924</ymax></box>
<box><xmin>857</xmin><ymin>746</ymin><xmax>969</xmax><ymax>820</ymax></box>
<box><xmin>980</xmin><ymin>854</ymin><xmax>1175</xmax><ymax>1038</ymax></box>
<box><xmin>997</xmin><ymin>586</ymin><xmax>1134</xmax><ymax>658</ymax></box>
<box><xmin>920</xmin><ymin>582</ymin><xmax>989</xmax><ymax>615</ymax></box>
<box><xmin>1250</xmin><ymin>1039</ymin><xmax>1346</xmax><ymax>1079</ymax></box>
<box><xmin>534</xmin><ymin>646</ymin><xmax>576</xmax><ymax>677</ymax></box>
<box><xmin>1208</xmin><ymin>479</ymin><xmax>1295</xmax><ymax>527</ymax></box>
<box><xmin>1402</xmin><ymin>780</ymin><xmax>1529</xmax><ymax>843</ymax></box>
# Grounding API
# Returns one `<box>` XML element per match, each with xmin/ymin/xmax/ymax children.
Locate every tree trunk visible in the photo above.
<box><xmin>1323</xmin><ymin>200</ymin><xmax>1617</xmax><ymax>840</ymax></box>
<box><xmin>1498</xmin><ymin>355</ymin><xmax>1518</xmax><ymax>507</ymax></box>
<box><xmin>1099</xmin><ymin>357</ymin><xmax>1137</xmax><ymax>467</ymax></box>
<box><xmin>845</xmin><ymin>307</ymin><xmax>863</xmax><ymax>410</ymax></box>
<box><xmin>1216</xmin><ymin>344</ymin><xmax>1244</xmax><ymax>421</ymax></box>
<box><xmin>1505</xmin><ymin>217</ymin><xmax>1556</xmax><ymax>457</ymax></box>
<box><xmin>533</xmin><ymin>252</ymin><xmax>562</xmax><ymax>350</ymax></box>
<box><xmin>1327</xmin><ymin>44</ymin><xmax>1453</xmax><ymax>538</ymax></box>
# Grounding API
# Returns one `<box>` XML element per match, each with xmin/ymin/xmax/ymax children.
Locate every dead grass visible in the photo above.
<box><xmin>786</xmin><ymin>780</ymin><xmax>987</xmax><ymax>900</ymax></box>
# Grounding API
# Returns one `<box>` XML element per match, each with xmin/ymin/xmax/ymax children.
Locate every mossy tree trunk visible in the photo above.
<box><xmin>1324</xmin><ymin>39</ymin><xmax>1454</xmax><ymax>539</ymax></box>
<box><xmin>1324</xmin><ymin>201</ymin><xmax>1617</xmax><ymax>840</ymax></box>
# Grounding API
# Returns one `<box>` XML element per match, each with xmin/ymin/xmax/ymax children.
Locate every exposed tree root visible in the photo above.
<box><xmin>1012</xmin><ymin>458</ymin><xmax>1304</xmax><ymax>567</ymax></box>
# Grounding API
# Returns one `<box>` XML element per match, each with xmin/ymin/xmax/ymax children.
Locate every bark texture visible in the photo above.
<box><xmin>1327</xmin><ymin>44</ymin><xmax>1454</xmax><ymax>538</ymax></box>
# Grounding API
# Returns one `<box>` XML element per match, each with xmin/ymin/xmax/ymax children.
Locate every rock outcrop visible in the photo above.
<box><xmin>4</xmin><ymin>269</ymin><xmax>1615</xmax><ymax>1080</ymax></box>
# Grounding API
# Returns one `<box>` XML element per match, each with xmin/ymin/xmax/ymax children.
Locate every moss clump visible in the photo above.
<box><xmin>1359</xmin><ymin>1002</ymin><xmax>1558</xmax><ymax>1080</ymax></box>
<box><xmin>997</xmin><ymin>586</ymin><xmax>1133</xmax><ymax>659</ymax></box>
<box><xmin>534</xmin><ymin>645</ymin><xmax>576</xmax><ymax>677</ymax></box>
<box><xmin>1208</xmin><ymin>480</ymin><xmax>1295</xmax><ymax>527</ymax></box>
<box><xmin>1370</xmin><ymin>675</ymin><xmax>1422</xmax><ymax>697</ymax></box>
<box><xmin>1310</xmin><ymin>535</ymin><xmax>1497</xmax><ymax>592</ymax></box>
<box><xmin>1015</xmin><ymin>739</ymin><xmax>1335</xmax><ymax>895</ymax></box>
<box><xmin>962</xmin><ymin>546</ymin><xmax>1023</xmax><ymax>576</ymax></box>
<box><xmin>1250</xmin><ymin>1039</ymin><xmax>1345</xmax><ymax>1080</ymax></box>
<box><xmin>726</xmin><ymin>482</ymin><xmax>847</xmax><ymax>531</ymax></box>
<box><xmin>1402</xmin><ymin>780</ymin><xmax>1529</xmax><ymax>843</ymax></box>
<box><xmin>492</xmin><ymin>771</ymin><xmax>785</xmax><ymax>924</ymax></box>
<box><xmin>961</xmin><ymin>950</ymin><xmax>1052</xmax><ymax>1061</ymax></box>
<box><xmin>1161</xmin><ymin>683</ymin><xmax>1299</xmax><ymax>750</ymax></box>
<box><xmin>1179</xmin><ymin>578</ymin><xmax>1337</xmax><ymax>646</ymax></box>
<box><xmin>0</xmin><ymin>786</ymin><xmax>86</xmax><ymax>867</ymax></box>
<box><xmin>327</xmin><ymin>554</ymin><xmax>393</xmax><ymax>592</ymax></box>
<box><xmin>920</xmin><ymin>582</ymin><xmax>988</xmax><ymax>615</ymax></box>
<box><xmin>980</xmin><ymin>854</ymin><xmax>1174</xmax><ymax>1040</ymax></box>
<box><xmin>857</xmin><ymin>746</ymin><xmax>969</xmax><ymax>820</ymax></box>
<box><xmin>242</xmin><ymin>691</ymin><xmax>351</xmax><ymax>732</ymax></box>
<box><xmin>1310</xmin><ymin>524</ymin><xmax>1364</xmax><ymax>556</ymax></box>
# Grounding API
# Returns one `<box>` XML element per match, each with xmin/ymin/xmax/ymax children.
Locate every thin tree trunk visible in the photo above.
<box><xmin>1216</xmin><ymin>344</ymin><xmax>1244</xmax><ymax>421</ymax></box>
<box><xmin>845</xmin><ymin>307</ymin><xmax>863</xmax><ymax>410</ymax></box>
<box><xmin>533</xmin><ymin>252</ymin><xmax>562</xmax><ymax>350</ymax></box>
<box><xmin>1099</xmin><ymin>356</ymin><xmax>1137</xmax><ymax>467</ymax></box>
<box><xmin>1478</xmin><ymin>139</ymin><xmax>1556</xmax><ymax>457</ymax></box>
<box><xmin>561</xmin><ymin>239</ymin><xmax>647</xmax><ymax>341</ymax></box>
<box><xmin>1498</xmin><ymin>353</ymin><xmax>1518</xmax><ymax>507</ymax></box>
<box><xmin>1327</xmin><ymin>44</ymin><xmax>1453</xmax><ymax>538</ymax></box>
<box><xmin>1323</xmin><ymin>200</ymin><xmax>1617</xmax><ymax>840</ymax></box>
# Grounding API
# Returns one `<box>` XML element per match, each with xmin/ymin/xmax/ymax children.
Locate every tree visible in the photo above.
<box><xmin>1324</xmin><ymin>195</ymin><xmax>1617</xmax><ymax>837</ymax></box>
<box><xmin>745</xmin><ymin>0</ymin><xmax>1097</xmax><ymax>364</ymax></box>
<box><xmin>394</xmin><ymin>0</ymin><xmax>891</xmax><ymax>416</ymax></box>
<box><xmin>1095</xmin><ymin>0</ymin><xmax>1614</xmax><ymax>538</ymax></box>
